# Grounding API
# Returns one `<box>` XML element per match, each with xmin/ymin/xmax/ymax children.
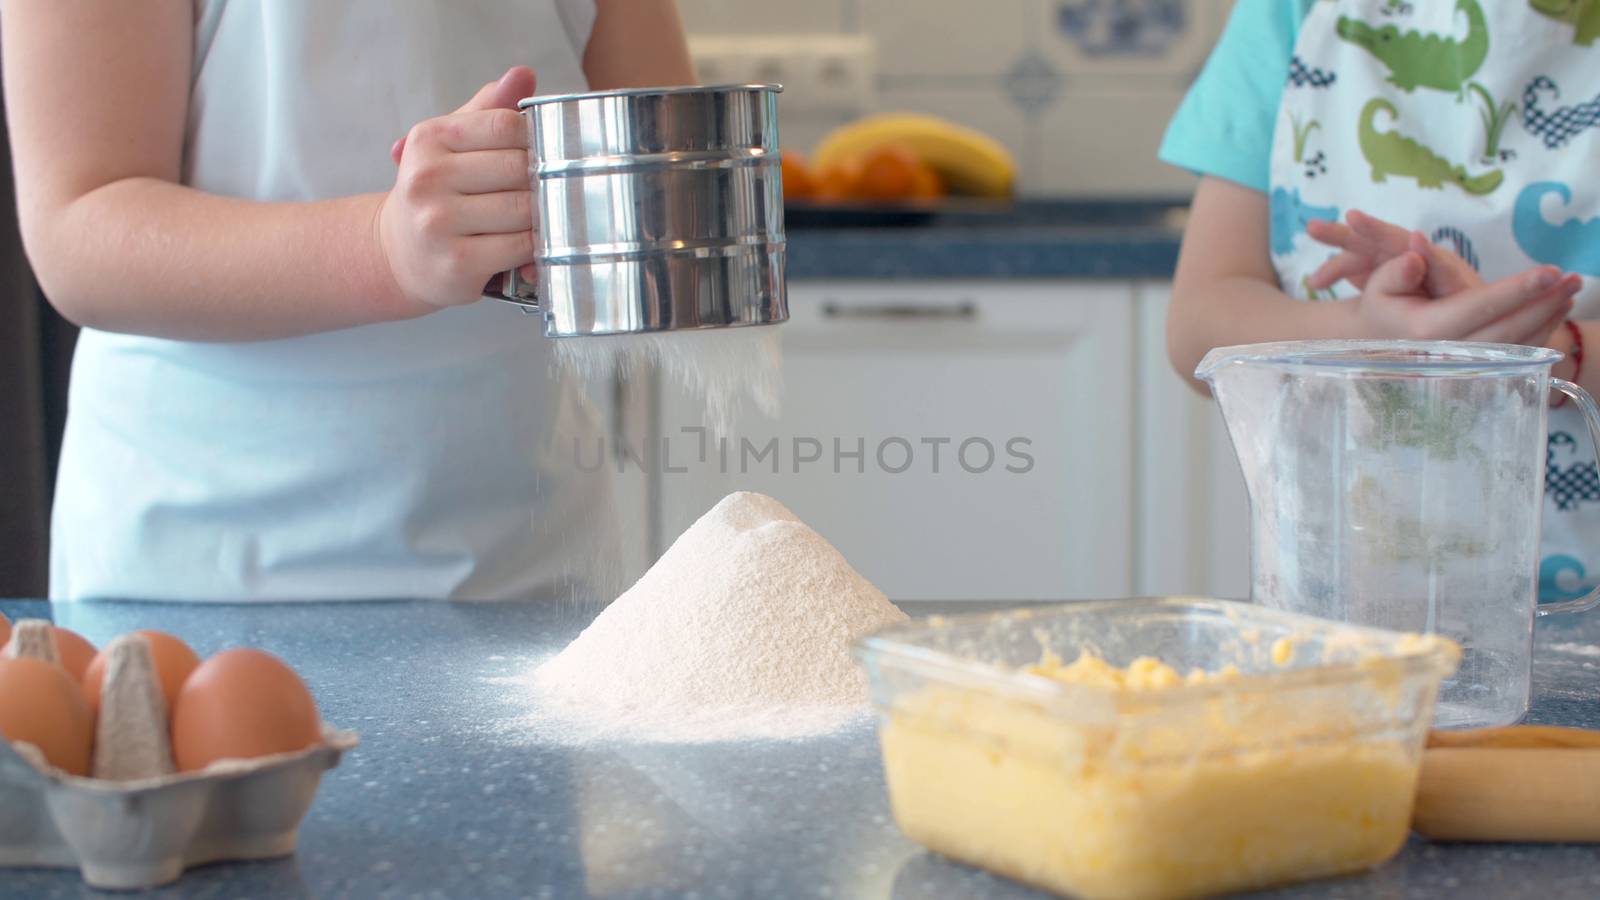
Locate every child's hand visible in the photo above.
<box><xmin>376</xmin><ymin>66</ymin><xmax>538</xmax><ymax>309</ymax></box>
<box><xmin>1306</xmin><ymin>210</ymin><xmax>1479</xmax><ymax>297</ymax></box>
<box><xmin>1349</xmin><ymin>249</ymin><xmax>1577</xmax><ymax>345</ymax></box>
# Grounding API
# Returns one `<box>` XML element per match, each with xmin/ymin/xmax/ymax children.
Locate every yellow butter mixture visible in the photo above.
<box><xmin>1027</xmin><ymin>650</ymin><xmax>1241</xmax><ymax>689</ymax></box>
<box><xmin>880</xmin><ymin>650</ymin><xmax>1422</xmax><ymax>900</ymax></box>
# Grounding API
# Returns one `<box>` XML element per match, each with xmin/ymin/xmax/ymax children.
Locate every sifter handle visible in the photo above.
<box><xmin>482</xmin><ymin>267</ymin><xmax>541</xmax><ymax>313</ymax></box>
<box><xmin>483</xmin><ymin>104</ymin><xmax>541</xmax><ymax>314</ymax></box>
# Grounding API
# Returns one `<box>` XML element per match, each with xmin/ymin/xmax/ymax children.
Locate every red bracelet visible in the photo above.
<box><xmin>1555</xmin><ymin>320</ymin><xmax>1583</xmax><ymax>407</ymax></box>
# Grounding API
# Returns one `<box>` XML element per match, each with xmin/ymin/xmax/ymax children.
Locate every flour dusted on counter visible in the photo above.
<box><xmin>531</xmin><ymin>492</ymin><xmax>906</xmax><ymax>743</ymax></box>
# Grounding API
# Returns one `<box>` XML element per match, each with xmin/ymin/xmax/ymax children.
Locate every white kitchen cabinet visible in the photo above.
<box><xmin>654</xmin><ymin>280</ymin><xmax>1138</xmax><ymax>602</ymax></box>
<box><xmin>1131</xmin><ymin>282</ymin><xmax>1251</xmax><ymax>599</ymax></box>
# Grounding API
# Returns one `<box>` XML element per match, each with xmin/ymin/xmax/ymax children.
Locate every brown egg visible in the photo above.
<box><xmin>171</xmin><ymin>648</ymin><xmax>322</xmax><ymax>772</ymax></box>
<box><xmin>0</xmin><ymin>612</ymin><xmax>10</xmax><ymax>647</ymax></box>
<box><xmin>52</xmin><ymin>628</ymin><xmax>97</xmax><ymax>682</ymax></box>
<box><xmin>0</xmin><ymin>656</ymin><xmax>93</xmax><ymax>776</ymax></box>
<box><xmin>84</xmin><ymin>630</ymin><xmax>199</xmax><ymax>716</ymax></box>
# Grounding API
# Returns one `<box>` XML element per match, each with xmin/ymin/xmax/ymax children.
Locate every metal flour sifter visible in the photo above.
<box><xmin>482</xmin><ymin>83</ymin><xmax>789</xmax><ymax>338</ymax></box>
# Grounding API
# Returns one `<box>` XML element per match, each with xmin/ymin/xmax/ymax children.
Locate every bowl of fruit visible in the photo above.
<box><xmin>783</xmin><ymin>113</ymin><xmax>1016</xmax><ymax>228</ymax></box>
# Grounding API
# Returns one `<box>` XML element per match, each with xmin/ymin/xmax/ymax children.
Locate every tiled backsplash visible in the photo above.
<box><xmin>676</xmin><ymin>0</ymin><xmax>1232</xmax><ymax>197</ymax></box>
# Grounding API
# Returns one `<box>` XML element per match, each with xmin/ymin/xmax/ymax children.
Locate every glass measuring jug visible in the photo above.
<box><xmin>1196</xmin><ymin>341</ymin><xmax>1600</xmax><ymax>728</ymax></box>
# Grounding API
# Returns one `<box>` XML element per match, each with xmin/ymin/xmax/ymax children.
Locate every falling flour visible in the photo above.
<box><xmin>551</xmin><ymin>327</ymin><xmax>782</xmax><ymax>438</ymax></box>
<box><xmin>531</xmin><ymin>491</ymin><xmax>907</xmax><ymax>743</ymax></box>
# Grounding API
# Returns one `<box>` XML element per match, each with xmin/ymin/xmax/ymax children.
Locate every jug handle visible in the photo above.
<box><xmin>1542</xmin><ymin>378</ymin><xmax>1600</xmax><ymax>616</ymax></box>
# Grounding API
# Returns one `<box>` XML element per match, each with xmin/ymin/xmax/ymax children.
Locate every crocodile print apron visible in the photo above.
<box><xmin>1270</xmin><ymin>0</ymin><xmax>1600</xmax><ymax>602</ymax></box>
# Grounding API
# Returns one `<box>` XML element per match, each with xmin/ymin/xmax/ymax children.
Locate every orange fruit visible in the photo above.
<box><xmin>780</xmin><ymin>149</ymin><xmax>816</xmax><ymax>200</ymax></box>
<box><xmin>910</xmin><ymin>160</ymin><xmax>945</xmax><ymax>200</ymax></box>
<box><xmin>813</xmin><ymin>159</ymin><xmax>865</xmax><ymax>201</ymax></box>
<box><xmin>857</xmin><ymin>145</ymin><xmax>919</xmax><ymax>200</ymax></box>
<box><xmin>857</xmin><ymin>144</ymin><xmax>938</xmax><ymax>202</ymax></box>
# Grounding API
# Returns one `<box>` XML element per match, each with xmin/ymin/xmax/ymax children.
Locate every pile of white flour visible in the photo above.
<box><xmin>532</xmin><ymin>491</ymin><xmax>907</xmax><ymax>743</ymax></box>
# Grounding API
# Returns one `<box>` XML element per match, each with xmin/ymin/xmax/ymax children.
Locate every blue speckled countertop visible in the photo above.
<box><xmin>2</xmin><ymin>598</ymin><xmax>1598</xmax><ymax>900</ymax></box>
<box><xmin>783</xmin><ymin>200</ymin><xmax>1185</xmax><ymax>280</ymax></box>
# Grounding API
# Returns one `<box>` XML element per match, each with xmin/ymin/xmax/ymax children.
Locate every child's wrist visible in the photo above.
<box><xmin>362</xmin><ymin>192</ymin><xmax>434</xmax><ymax>322</ymax></box>
<box><xmin>1547</xmin><ymin>320</ymin><xmax>1581</xmax><ymax>413</ymax></box>
<box><xmin>1548</xmin><ymin>317</ymin><xmax>1571</xmax><ymax>359</ymax></box>
<box><xmin>1317</xmin><ymin>297</ymin><xmax>1371</xmax><ymax>340</ymax></box>
<box><xmin>1553</xmin><ymin>320</ymin><xmax>1584</xmax><ymax>384</ymax></box>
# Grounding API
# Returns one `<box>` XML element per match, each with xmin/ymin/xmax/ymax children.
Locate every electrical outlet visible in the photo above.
<box><xmin>689</xmin><ymin>34</ymin><xmax>876</xmax><ymax>116</ymax></box>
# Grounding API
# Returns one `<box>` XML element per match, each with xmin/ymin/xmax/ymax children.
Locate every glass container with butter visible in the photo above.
<box><xmin>855</xmin><ymin>597</ymin><xmax>1461</xmax><ymax>900</ymax></box>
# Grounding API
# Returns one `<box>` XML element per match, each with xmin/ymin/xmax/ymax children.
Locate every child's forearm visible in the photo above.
<box><xmin>1167</xmin><ymin>275</ymin><xmax>1361</xmax><ymax>392</ymax></box>
<box><xmin>27</xmin><ymin>178</ymin><xmax>427</xmax><ymax>342</ymax></box>
<box><xmin>1167</xmin><ymin>177</ymin><xmax>1367</xmax><ymax>393</ymax></box>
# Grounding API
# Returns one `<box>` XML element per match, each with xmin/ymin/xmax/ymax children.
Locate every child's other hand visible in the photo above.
<box><xmin>1306</xmin><ymin>210</ymin><xmax>1479</xmax><ymax>297</ymax></box>
<box><xmin>1350</xmin><ymin>249</ymin><xmax>1578</xmax><ymax>345</ymax></box>
<box><xmin>376</xmin><ymin>66</ymin><xmax>537</xmax><ymax>309</ymax></box>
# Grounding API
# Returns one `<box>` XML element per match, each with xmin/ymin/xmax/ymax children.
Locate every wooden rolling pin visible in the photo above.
<box><xmin>1413</xmin><ymin>725</ymin><xmax>1600</xmax><ymax>843</ymax></box>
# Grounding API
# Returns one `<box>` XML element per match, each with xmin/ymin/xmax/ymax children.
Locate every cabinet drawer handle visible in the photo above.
<box><xmin>820</xmin><ymin>300</ymin><xmax>978</xmax><ymax>320</ymax></box>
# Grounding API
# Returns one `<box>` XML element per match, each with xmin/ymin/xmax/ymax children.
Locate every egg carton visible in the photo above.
<box><xmin>0</xmin><ymin>621</ymin><xmax>357</xmax><ymax>890</ymax></box>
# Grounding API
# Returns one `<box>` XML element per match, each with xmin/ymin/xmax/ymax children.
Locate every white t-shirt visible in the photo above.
<box><xmin>50</xmin><ymin>0</ymin><xmax>617</xmax><ymax>601</ymax></box>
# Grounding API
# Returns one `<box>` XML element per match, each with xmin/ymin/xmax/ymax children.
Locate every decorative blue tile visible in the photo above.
<box><xmin>1004</xmin><ymin>51</ymin><xmax>1063</xmax><ymax>115</ymax></box>
<box><xmin>1055</xmin><ymin>0</ymin><xmax>1187</xmax><ymax>57</ymax></box>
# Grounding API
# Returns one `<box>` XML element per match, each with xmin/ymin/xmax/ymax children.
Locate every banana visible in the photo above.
<box><xmin>812</xmin><ymin>113</ymin><xmax>1016</xmax><ymax>198</ymax></box>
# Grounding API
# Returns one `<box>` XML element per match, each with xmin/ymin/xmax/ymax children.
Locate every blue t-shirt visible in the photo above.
<box><xmin>1158</xmin><ymin>0</ymin><xmax>1314</xmax><ymax>192</ymax></box>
